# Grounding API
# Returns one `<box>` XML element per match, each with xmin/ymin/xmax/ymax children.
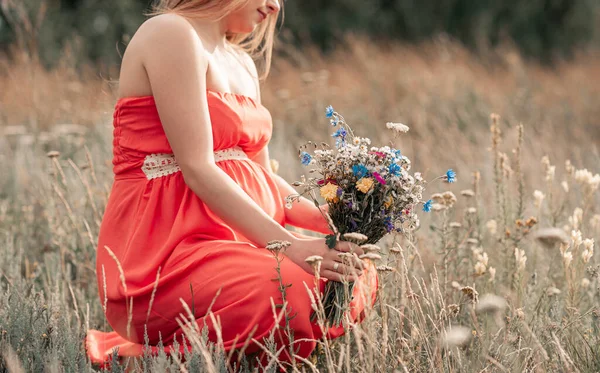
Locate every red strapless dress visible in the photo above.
<box><xmin>85</xmin><ymin>90</ymin><xmax>378</xmax><ymax>365</ymax></box>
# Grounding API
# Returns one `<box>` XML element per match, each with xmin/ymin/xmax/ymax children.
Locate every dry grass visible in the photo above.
<box><xmin>1</xmin><ymin>37</ymin><xmax>600</xmax><ymax>371</ymax></box>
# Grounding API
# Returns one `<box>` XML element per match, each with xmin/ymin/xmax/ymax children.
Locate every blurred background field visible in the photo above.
<box><xmin>1</xmin><ymin>0</ymin><xmax>600</xmax><ymax>371</ymax></box>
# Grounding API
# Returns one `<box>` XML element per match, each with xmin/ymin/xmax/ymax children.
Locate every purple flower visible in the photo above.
<box><xmin>384</xmin><ymin>217</ymin><xmax>394</xmax><ymax>232</ymax></box>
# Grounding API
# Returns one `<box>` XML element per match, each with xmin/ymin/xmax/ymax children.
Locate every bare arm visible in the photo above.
<box><xmin>139</xmin><ymin>15</ymin><xmax>298</xmax><ymax>248</ymax></box>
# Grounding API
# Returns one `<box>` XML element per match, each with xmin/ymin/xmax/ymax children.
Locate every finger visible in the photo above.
<box><xmin>321</xmin><ymin>270</ymin><xmax>358</xmax><ymax>283</ymax></box>
<box><xmin>327</xmin><ymin>260</ymin><xmax>363</xmax><ymax>277</ymax></box>
<box><xmin>333</xmin><ymin>253</ymin><xmax>365</xmax><ymax>272</ymax></box>
<box><xmin>353</xmin><ymin>256</ymin><xmax>366</xmax><ymax>271</ymax></box>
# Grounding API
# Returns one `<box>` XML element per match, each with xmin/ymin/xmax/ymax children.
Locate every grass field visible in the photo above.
<box><xmin>1</xmin><ymin>37</ymin><xmax>600</xmax><ymax>371</ymax></box>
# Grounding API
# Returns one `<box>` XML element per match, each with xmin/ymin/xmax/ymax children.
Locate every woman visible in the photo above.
<box><xmin>85</xmin><ymin>0</ymin><xmax>378</xmax><ymax>367</ymax></box>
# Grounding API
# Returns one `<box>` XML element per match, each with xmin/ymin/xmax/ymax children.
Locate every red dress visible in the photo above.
<box><xmin>85</xmin><ymin>90</ymin><xmax>378</xmax><ymax>365</ymax></box>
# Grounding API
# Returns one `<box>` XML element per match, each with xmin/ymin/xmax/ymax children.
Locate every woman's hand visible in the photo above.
<box><xmin>284</xmin><ymin>237</ymin><xmax>365</xmax><ymax>282</ymax></box>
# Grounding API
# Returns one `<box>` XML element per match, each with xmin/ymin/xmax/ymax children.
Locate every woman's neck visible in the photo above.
<box><xmin>184</xmin><ymin>17</ymin><xmax>229</xmax><ymax>49</ymax></box>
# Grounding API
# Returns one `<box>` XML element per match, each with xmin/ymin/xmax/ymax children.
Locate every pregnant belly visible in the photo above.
<box><xmin>218</xmin><ymin>159</ymin><xmax>285</xmax><ymax>224</ymax></box>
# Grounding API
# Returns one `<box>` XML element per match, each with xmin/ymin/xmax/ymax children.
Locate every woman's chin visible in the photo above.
<box><xmin>227</xmin><ymin>22</ymin><xmax>256</xmax><ymax>35</ymax></box>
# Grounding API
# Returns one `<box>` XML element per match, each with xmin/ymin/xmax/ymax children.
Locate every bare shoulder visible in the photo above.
<box><xmin>134</xmin><ymin>13</ymin><xmax>206</xmax><ymax>58</ymax></box>
<box><xmin>118</xmin><ymin>13</ymin><xmax>208</xmax><ymax>97</ymax></box>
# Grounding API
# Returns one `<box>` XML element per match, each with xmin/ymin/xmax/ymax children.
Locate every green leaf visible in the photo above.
<box><xmin>325</xmin><ymin>234</ymin><xmax>337</xmax><ymax>249</ymax></box>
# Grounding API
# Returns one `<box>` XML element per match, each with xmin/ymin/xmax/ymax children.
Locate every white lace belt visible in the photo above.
<box><xmin>141</xmin><ymin>146</ymin><xmax>248</xmax><ymax>180</ymax></box>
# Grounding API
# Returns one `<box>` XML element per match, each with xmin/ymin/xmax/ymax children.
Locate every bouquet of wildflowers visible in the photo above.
<box><xmin>287</xmin><ymin>105</ymin><xmax>456</xmax><ymax>326</ymax></box>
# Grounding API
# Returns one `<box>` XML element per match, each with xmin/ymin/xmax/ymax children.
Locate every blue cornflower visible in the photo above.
<box><xmin>330</xmin><ymin>117</ymin><xmax>339</xmax><ymax>126</ymax></box>
<box><xmin>388</xmin><ymin>163</ymin><xmax>402</xmax><ymax>176</ymax></box>
<box><xmin>325</xmin><ymin>105</ymin><xmax>335</xmax><ymax>118</ymax></box>
<box><xmin>332</xmin><ymin>126</ymin><xmax>347</xmax><ymax>147</ymax></box>
<box><xmin>300</xmin><ymin>151</ymin><xmax>312</xmax><ymax>166</ymax></box>
<box><xmin>422</xmin><ymin>199</ymin><xmax>432</xmax><ymax>212</ymax></box>
<box><xmin>445</xmin><ymin>169</ymin><xmax>457</xmax><ymax>183</ymax></box>
<box><xmin>352</xmin><ymin>164</ymin><xmax>369</xmax><ymax>179</ymax></box>
<box><xmin>393</xmin><ymin>149</ymin><xmax>402</xmax><ymax>159</ymax></box>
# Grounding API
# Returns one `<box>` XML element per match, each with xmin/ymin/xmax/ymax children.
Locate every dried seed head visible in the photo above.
<box><xmin>515</xmin><ymin>248</ymin><xmax>527</xmax><ymax>271</ymax></box>
<box><xmin>582</xmin><ymin>278</ymin><xmax>591</xmax><ymax>289</ymax></box>
<box><xmin>460</xmin><ymin>286</ymin><xmax>479</xmax><ymax>303</ymax></box>
<box><xmin>389</xmin><ymin>244</ymin><xmax>402</xmax><ymax>254</ymax></box>
<box><xmin>305</xmin><ymin>255</ymin><xmax>323</xmax><ymax>276</ymax></box>
<box><xmin>587</xmin><ymin>265</ymin><xmax>600</xmax><ymax>279</ymax></box>
<box><xmin>474</xmin><ymin>262</ymin><xmax>487</xmax><ymax>276</ymax></box>
<box><xmin>533</xmin><ymin>228</ymin><xmax>570</xmax><ymax>248</ymax></box>
<box><xmin>440</xmin><ymin>326</ymin><xmax>472</xmax><ymax>349</ymax></box>
<box><xmin>266</xmin><ymin>240</ymin><xmax>292</xmax><ymax>252</ymax></box>
<box><xmin>359</xmin><ymin>253</ymin><xmax>382</xmax><ymax>261</ymax></box>
<box><xmin>342</xmin><ymin>232</ymin><xmax>368</xmax><ymax>244</ymax></box>
<box><xmin>460</xmin><ymin>189</ymin><xmax>475</xmax><ymax>197</ymax></box>
<box><xmin>442</xmin><ymin>191</ymin><xmax>458</xmax><ymax>207</ymax></box>
<box><xmin>582</xmin><ymin>248</ymin><xmax>593</xmax><ymax>263</ymax></box>
<box><xmin>533</xmin><ymin>190</ymin><xmax>545</xmax><ymax>207</ymax></box>
<box><xmin>305</xmin><ymin>255</ymin><xmax>324</xmax><ymax>265</ymax></box>
<box><xmin>514</xmin><ymin>308</ymin><xmax>525</xmax><ymax>320</ymax></box>
<box><xmin>430</xmin><ymin>193</ymin><xmax>444</xmax><ymax>203</ymax></box>
<box><xmin>431</xmin><ymin>203</ymin><xmax>447</xmax><ymax>212</ymax></box>
<box><xmin>337</xmin><ymin>252</ymin><xmax>355</xmax><ymax>261</ymax></box>
<box><xmin>488</xmin><ymin>267</ymin><xmax>496</xmax><ymax>282</ymax></box>
<box><xmin>447</xmin><ymin>304</ymin><xmax>460</xmax><ymax>317</ymax></box>
<box><xmin>376</xmin><ymin>265</ymin><xmax>395</xmax><ymax>272</ymax></box>
<box><xmin>361</xmin><ymin>244</ymin><xmax>381</xmax><ymax>253</ymax></box>
<box><xmin>571</xmin><ymin>230</ymin><xmax>583</xmax><ymax>246</ymax></box>
<box><xmin>46</xmin><ymin>151</ymin><xmax>60</xmax><ymax>158</ymax></box>
<box><xmin>476</xmin><ymin>294</ymin><xmax>507</xmax><ymax>314</ymax></box>
<box><xmin>546</xmin><ymin>287</ymin><xmax>562</xmax><ymax>297</ymax></box>
<box><xmin>563</xmin><ymin>251</ymin><xmax>573</xmax><ymax>268</ymax></box>
<box><xmin>525</xmin><ymin>217</ymin><xmax>538</xmax><ymax>227</ymax></box>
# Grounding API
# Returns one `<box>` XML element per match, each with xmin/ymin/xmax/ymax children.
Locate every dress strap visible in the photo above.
<box><xmin>141</xmin><ymin>146</ymin><xmax>248</xmax><ymax>180</ymax></box>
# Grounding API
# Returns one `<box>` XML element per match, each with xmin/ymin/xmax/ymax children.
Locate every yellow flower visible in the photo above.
<box><xmin>384</xmin><ymin>196</ymin><xmax>394</xmax><ymax>209</ymax></box>
<box><xmin>356</xmin><ymin>178</ymin><xmax>375</xmax><ymax>193</ymax></box>
<box><xmin>320</xmin><ymin>183</ymin><xmax>339</xmax><ymax>202</ymax></box>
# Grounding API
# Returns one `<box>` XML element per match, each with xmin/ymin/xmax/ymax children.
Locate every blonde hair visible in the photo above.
<box><xmin>149</xmin><ymin>0</ymin><xmax>281</xmax><ymax>79</ymax></box>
